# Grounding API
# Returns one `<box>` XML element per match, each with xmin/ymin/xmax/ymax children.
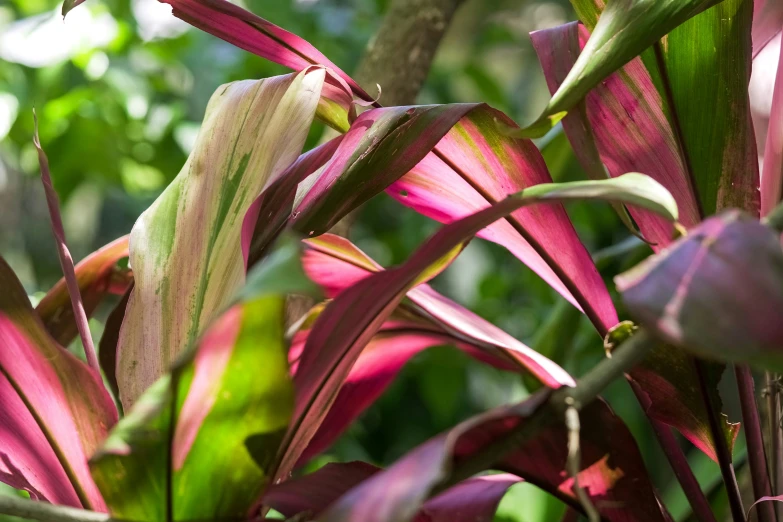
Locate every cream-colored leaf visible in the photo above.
<box><xmin>117</xmin><ymin>69</ymin><xmax>325</xmax><ymax>408</ymax></box>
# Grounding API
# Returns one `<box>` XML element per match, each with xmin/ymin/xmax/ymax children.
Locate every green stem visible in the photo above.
<box><xmin>436</xmin><ymin>328</ymin><xmax>655</xmax><ymax>494</ymax></box>
<box><xmin>0</xmin><ymin>496</ymin><xmax>110</xmax><ymax>522</ymax></box>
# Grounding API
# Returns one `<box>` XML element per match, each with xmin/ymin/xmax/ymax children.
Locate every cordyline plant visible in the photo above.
<box><xmin>2</xmin><ymin>0</ymin><xmax>783</xmax><ymax>521</ymax></box>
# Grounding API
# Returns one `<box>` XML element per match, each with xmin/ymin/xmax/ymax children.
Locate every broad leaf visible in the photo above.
<box><xmin>291</xmin><ymin>104</ymin><xmax>481</xmax><ymax>234</ymax></box>
<box><xmin>532</xmin><ymin>21</ymin><xmax>700</xmax><ymax>249</ymax></box>
<box><xmin>616</xmin><ymin>211</ymin><xmax>783</xmax><ymax>371</ymax></box>
<box><xmin>389</xmin><ymin>106</ymin><xmax>621</xmax><ymax>334</ymax></box>
<box><xmin>264</xmin><ymin>461</ymin><xmax>521</xmax><ymax>522</ymax></box>
<box><xmin>36</xmin><ymin>235</ymin><xmax>130</xmax><ymax>346</ymax></box>
<box><xmin>521</xmin><ymin>0</ymin><xmax>725</xmax><ymax>137</ymax></box>
<box><xmin>155</xmin><ymin>0</ymin><xmax>621</xmax><ymax>336</ymax></box>
<box><xmin>660</xmin><ymin>0</ymin><xmax>758</xmax><ymax>216</ymax></box>
<box><xmin>315</xmin><ymin>393</ymin><xmax>666</xmax><ymax>522</ymax></box>
<box><xmin>90</xmin><ymin>238</ymin><xmax>311</xmax><ymax>521</ymax></box>
<box><xmin>302</xmin><ymin>234</ymin><xmax>574</xmax><ymax>387</ymax></box>
<box><xmin>117</xmin><ymin>70</ymin><xmax>326</xmax><ymax>409</ymax></box>
<box><xmin>0</xmin><ymin>257</ymin><xmax>117</xmax><ymax>510</ymax></box>
<box><xmin>273</xmin><ymin>173</ymin><xmax>677</xmax><ymax>484</ymax></box>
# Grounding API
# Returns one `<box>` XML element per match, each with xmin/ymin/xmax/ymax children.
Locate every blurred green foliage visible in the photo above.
<box><xmin>0</xmin><ymin>1</ymin><xmax>736</xmax><ymax>520</ymax></box>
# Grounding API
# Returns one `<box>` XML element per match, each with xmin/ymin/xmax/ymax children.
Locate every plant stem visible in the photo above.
<box><xmin>766</xmin><ymin>371</ymin><xmax>783</xmax><ymax>522</ymax></box>
<box><xmin>736</xmin><ymin>366</ymin><xmax>775</xmax><ymax>522</ymax></box>
<box><xmin>694</xmin><ymin>359</ymin><xmax>745</xmax><ymax>522</ymax></box>
<box><xmin>0</xmin><ymin>495</ymin><xmax>111</xmax><ymax>522</ymax></box>
<box><xmin>649</xmin><ymin>421</ymin><xmax>717</xmax><ymax>522</ymax></box>
<box><xmin>438</xmin><ymin>328</ymin><xmax>656</xmax><ymax>493</ymax></box>
<box><xmin>32</xmin><ymin>111</ymin><xmax>100</xmax><ymax>373</ymax></box>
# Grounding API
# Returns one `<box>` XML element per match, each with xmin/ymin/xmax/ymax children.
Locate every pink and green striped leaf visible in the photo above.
<box><xmin>531</xmin><ymin>21</ymin><xmax>700</xmax><ymax>249</ymax></box>
<box><xmin>290</xmin><ymin>104</ymin><xmax>481</xmax><ymax>235</ymax></box>
<box><xmin>389</xmin><ymin>106</ymin><xmax>619</xmax><ymax>334</ymax></box>
<box><xmin>36</xmin><ymin>235</ymin><xmax>130</xmax><ymax>347</ymax></box>
<box><xmin>659</xmin><ymin>0</ymin><xmax>758</xmax><ymax>216</ymax></box>
<box><xmin>572</xmin><ymin>0</ymin><xmax>759</xmax><ymax>218</ymax></box>
<box><xmin>151</xmin><ymin>0</ymin><xmax>622</xmax><ymax>336</ymax></box>
<box><xmin>273</xmin><ymin>173</ymin><xmax>678</xmax><ymax>485</ymax></box>
<box><xmin>0</xmin><ymin>256</ymin><xmax>117</xmax><ymax>511</ymax></box>
<box><xmin>264</xmin><ymin>460</ymin><xmax>521</xmax><ymax>522</ymax></box>
<box><xmin>520</xmin><ymin>0</ymin><xmax>725</xmax><ymax>137</ymax></box>
<box><xmin>302</xmin><ymin>234</ymin><xmax>574</xmax><ymax>387</ymax></box>
<box><xmin>315</xmin><ymin>393</ymin><xmax>666</xmax><ymax>522</ymax></box>
<box><xmin>617</xmin><ymin>210</ymin><xmax>783</xmax><ymax>371</ymax></box>
<box><xmin>292</xmin><ymin>233</ymin><xmax>574</xmax><ymax>462</ymax></box>
<box><xmin>90</xmin><ymin>237</ymin><xmax>313</xmax><ymax>521</ymax></box>
<box><xmin>116</xmin><ymin>69</ymin><xmax>326</xmax><ymax>409</ymax></box>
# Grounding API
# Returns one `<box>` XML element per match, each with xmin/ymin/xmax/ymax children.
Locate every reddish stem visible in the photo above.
<box><xmin>32</xmin><ymin>111</ymin><xmax>100</xmax><ymax>373</ymax></box>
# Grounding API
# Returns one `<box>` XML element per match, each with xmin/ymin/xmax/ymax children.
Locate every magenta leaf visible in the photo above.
<box><xmin>161</xmin><ymin>0</ymin><xmax>370</xmax><ymax>101</ymax></box>
<box><xmin>314</xmin><ymin>393</ymin><xmax>666</xmax><ymax>522</ymax></box>
<box><xmin>617</xmin><ymin>211</ymin><xmax>783</xmax><ymax>371</ymax></box>
<box><xmin>531</xmin><ymin>21</ymin><xmax>701</xmax><ymax>249</ymax></box>
<box><xmin>272</xmin><ymin>173</ymin><xmax>677</xmax><ymax>484</ymax></box>
<box><xmin>389</xmin><ymin>106</ymin><xmax>617</xmax><ymax>334</ymax></box>
<box><xmin>0</xmin><ymin>257</ymin><xmax>117</xmax><ymax>510</ymax></box>
<box><xmin>264</xmin><ymin>460</ymin><xmax>521</xmax><ymax>522</ymax></box>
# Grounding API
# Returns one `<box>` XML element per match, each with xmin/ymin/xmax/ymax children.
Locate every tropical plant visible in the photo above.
<box><xmin>1</xmin><ymin>0</ymin><xmax>783</xmax><ymax>521</ymax></box>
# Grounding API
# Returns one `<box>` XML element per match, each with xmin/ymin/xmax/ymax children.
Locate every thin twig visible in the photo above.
<box><xmin>565</xmin><ymin>400</ymin><xmax>599</xmax><ymax>522</ymax></box>
<box><xmin>32</xmin><ymin>110</ymin><xmax>99</xmax><ymax>373</ymax></box>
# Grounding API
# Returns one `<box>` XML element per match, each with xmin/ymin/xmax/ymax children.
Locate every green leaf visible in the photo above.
<box><xmin>116</xmin><ymin>70</ymin><xmax>325</xmax><ymax>409</ymax></box>
<box><xmin>520</xmin><ymin>0</ymin><xmax>724</xmax><ymax>137</ymax></box>
<box><xmin>90</xmin><ymin>239</ymin><xmax>313</xmax><ymax>521</ymax></box>
<box><xmin>518</xmin><ymin>172</ymin><xmax>679</xmax><ymax>223</ymax></box>
<box><xmin>660</xmin><ymin>0</ymin><xmax>758</xmax><ymax>216</ymax></box>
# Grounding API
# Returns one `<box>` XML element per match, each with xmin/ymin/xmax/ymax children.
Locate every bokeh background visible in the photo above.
<box><xmin>0</xmin><ymin>0</ymin><xmax>754</xmax><ymax>520</ymax></box>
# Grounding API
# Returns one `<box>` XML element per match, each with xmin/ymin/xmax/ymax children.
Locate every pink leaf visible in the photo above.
<box><xmin>532</xmin><ymin>21</ymin><xmax>700</xmax><ymax>249</ymax></box>
<box><xmin>315</xmin><ymin>393</ymin><xmax>665</xmax><ymax>522</ymax></box>
<box><xmin>390</xmin><ymin>107</ymin><xmax>617</xmax><ymax>334</ymax></box>
<box><xmin>753</xmin><ymin>1</ymin><xmax>783</xmax><ymax>58</ymax></box>
<box><xmin>0</xmin><ymin>257</ymin><xmax>117</xmax><ymax>510</ymax></box>
<box><xmin>161</xmin><ymin>0</ymin><xmax>370</xmax><ymax>101</ymax></box>
<box><xmin>264</xmin><ymin>460</ymin><xmax>521</xmax><ymax>522</ymax></box>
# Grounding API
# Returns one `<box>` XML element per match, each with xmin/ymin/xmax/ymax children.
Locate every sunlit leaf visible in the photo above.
<box><xmin>520</xmin><ymin>0</ymin><xmax>726</xmax><ymax>137</ymax></box>
<box><xmin>116</xmin><ymin>69</ymin><xmax>326</xmax><ymax>409</ymax></box>
<box><xmin>273</xmin><ymin>173</ymin><xmax>678</xmax><ymax>484</ymax></box>
<box><xmin>91</xmin><ymin>238</ymin><xmax>311</xmax><ymax>520</ymax></box>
